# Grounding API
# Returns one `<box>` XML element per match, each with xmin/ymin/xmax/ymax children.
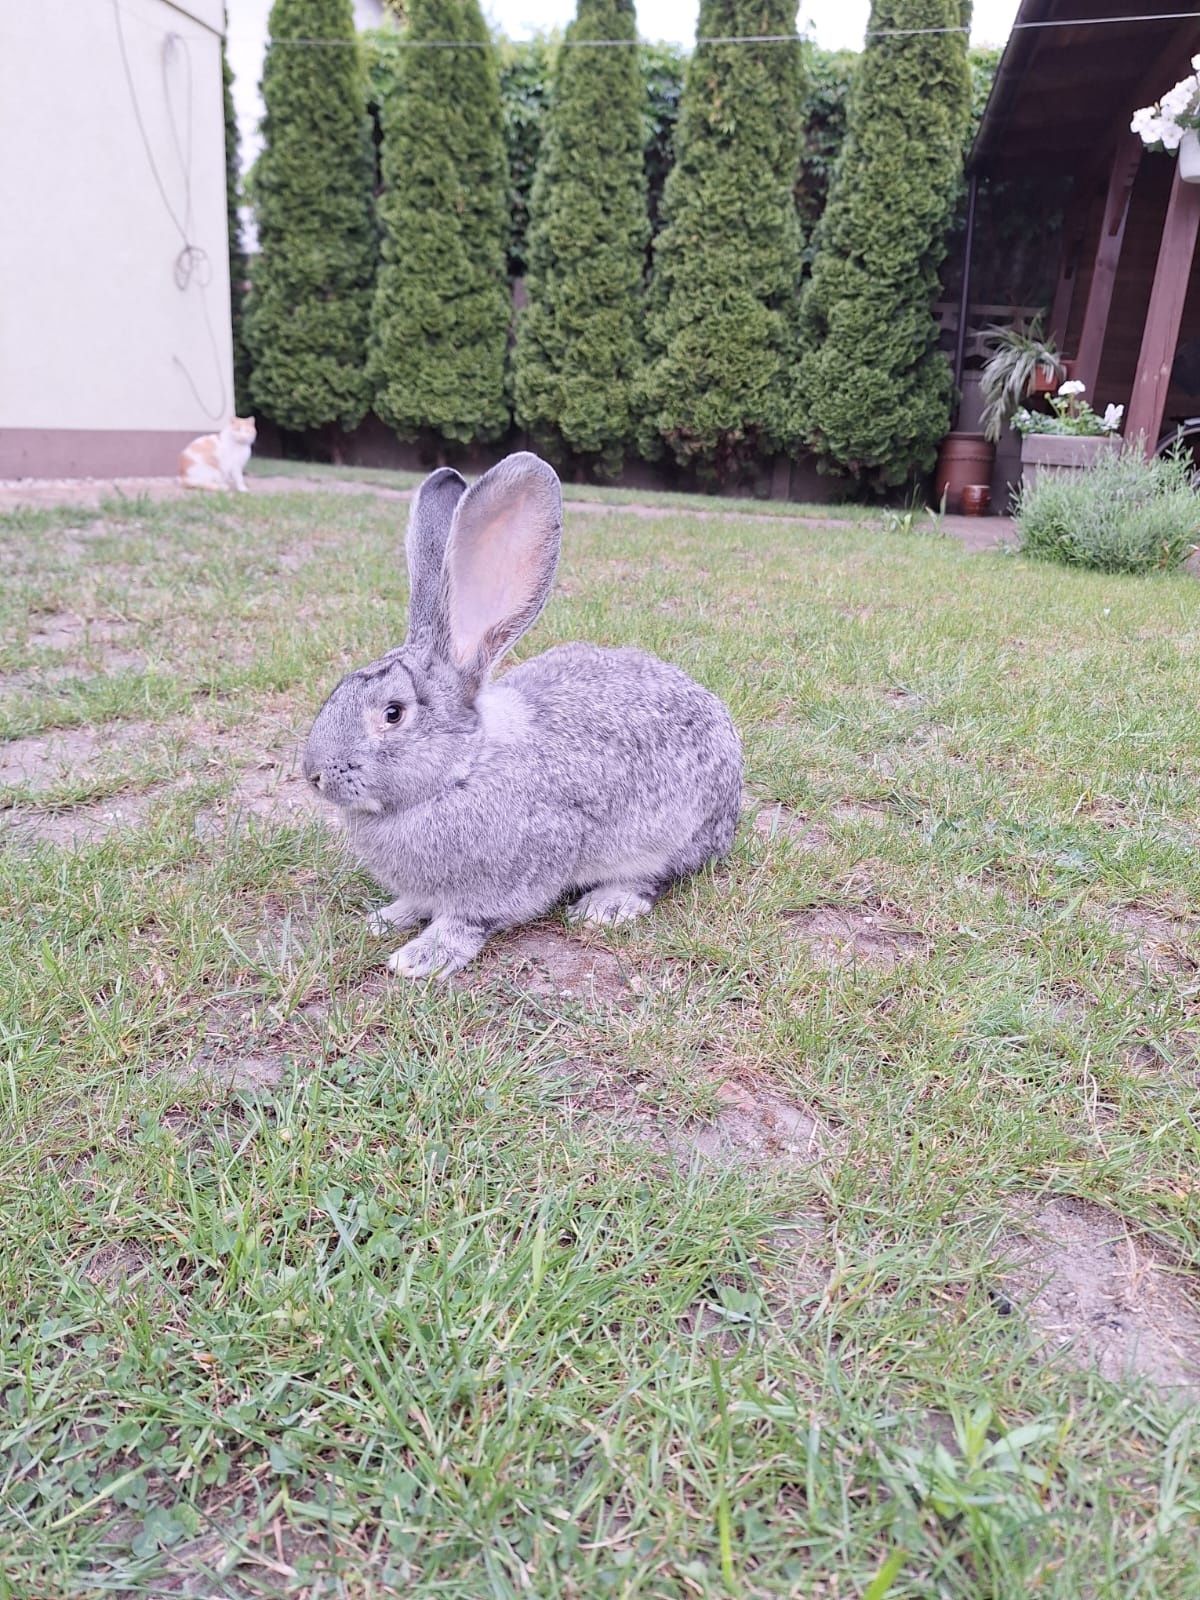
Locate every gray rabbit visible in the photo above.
<box><xmin>302</xmin><ymin>453</ymin><xmax>742</xmax><ymax>978</ymax></box>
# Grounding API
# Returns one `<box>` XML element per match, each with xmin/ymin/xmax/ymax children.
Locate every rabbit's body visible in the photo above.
<box><xmin>346</xmin><ymin>644</ymin><xmax>740</xmax><ymax>938</ymax></box>
<box><xmin>303</xmin><ymin>456</ymin><xmax>742</xmax><ymax>978</ymax></box>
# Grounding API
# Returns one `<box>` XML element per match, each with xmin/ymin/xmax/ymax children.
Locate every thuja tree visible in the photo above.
<box><xmin>369</xmin><ymin>0</ymin><xmax>511</xmax><ymax>447</ymax></box>
<box><xmin>797</xmin><ymin>1</ymin><xmax>973</xmax><ymax>490</ymax></box>
<box><xmin>246</xmin><ymin>0</ymin><xmax>377</xmax><ymax>434</ymax></box>
<box><xmin>222</xmin><ymin>26</ymin><xmax>250</xmax><ymax>414</ymax></box>
<box><xmin>514</xmin><ymin>0</ymin><xmax>649</xmax><ymax>475</ymax></box>
<box><xmin>641</xmin><ymin>1</ymin><xmax>807</xmax><ymax>482</ymax></box>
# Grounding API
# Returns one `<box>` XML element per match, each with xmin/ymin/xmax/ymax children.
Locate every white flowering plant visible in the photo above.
<box><xmin>1012</xmin><ymin>382</ymin><xmax>1124</xmax><ymax>438</ymax></box>
<box><xmin>1131</xmin><ymin>59</ymin><xmax>1200</xmax><ymax>150</ymax></box>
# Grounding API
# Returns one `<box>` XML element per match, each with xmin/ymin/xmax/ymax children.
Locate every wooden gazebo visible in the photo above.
<box><xmin>965</xmin><ymin>0</ymin><xmax>1200</xmax><ymax>454</ymax></box>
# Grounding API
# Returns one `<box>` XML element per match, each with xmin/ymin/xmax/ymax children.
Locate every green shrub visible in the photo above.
<box><xmin>222</xmin><ymin>25</ymin><xmax>250</xmax><ymax>415</ymax></box>
<box><xmin>1016</xmin><ymin>449</ymin><xmax>1200</xmax><ymax>574</ymax></box>
<box><xmin>641</xmin><ymin>0</ymin><xmax>808</xmax><ymax>482</ymax></box>
<box><xmin>499</xmin><ymin>36</ymin><xmax>558</xmax><ymax>278</ymax></box>
<box><xmin>246</xmin><ymin>0</ymin><xmax>377</xmax><ymax>435</ymax></box>
<box><xmin>514</xmin><ymin>0</ymin><xmax>649</xmax><ymax>475</ymax></box>
<box><xmin>797</xmin><ymin>0</ymin><xmax>972</xmax><ymax>491</ymax></box>
<box><xmin>368</xmin><ymin>0</ymin><xmax>511</xmax><ymax>447</ymax></box>
<box><xmin>798</xmin><ymin>49</ymin><xmax>857</xmax><ymax>267</ymax></box>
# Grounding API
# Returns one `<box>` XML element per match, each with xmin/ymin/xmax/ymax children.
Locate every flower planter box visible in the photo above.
<box><xmin>1020</xmin><ymin>432</ymin><xmax>1121</xmax><ymax>493</ymax></box>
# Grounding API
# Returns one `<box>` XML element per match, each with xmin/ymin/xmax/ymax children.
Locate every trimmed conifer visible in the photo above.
<box><xmin>245</xmin><ymin>0</ymin><xmax>376</xmax><ymax>435</ymax></box>
<box><xmin>796</xmin><ymin>0</ymin><xmax>973</xmax><ymax>490</ymax></box>
<box><xmin>222</xmin><ymin>28</ymin><xmax>250</xmax><ymax>415</ymax></box>
<box><xmin>514</xmin><ymin>0</ymin><xmax>649</xmax><ymax>476</ymax></box>
<box><xmin>640</xmin><ymin>0</ymin><xmax>807</xmax><ymax>482</ymax></box>
<box><xmin>369</xmin><ymin>0</ymin><xmax>511</xmax><ymax>447</ymax></box>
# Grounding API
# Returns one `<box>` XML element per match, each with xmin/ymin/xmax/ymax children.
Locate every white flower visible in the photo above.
<box><xmin>1161</xmin><ymin>118</ymin><xmax>1185</xmax><ymax>151</ymax></box>
<box><xmin>1102</xmin><ymin>404</ymin><xmax>1124</xmax><ymax>432</ymax></box>
<box><xmin>1193</xmin><ymin>53</ymin><xmax>1200</xmax><ymax>71</ymax></box>
<box><xmin>1058</xmin><ymin>380</ymin><xmax>1086</xmax><ymax>397</ymax></box>
<box><xmin>1131</xmin><ymin>106</ymin><xmax>1156</xmax><ymax>136</ymax></box>
<box><xmin>1161</xmin><ymin>80</ymin><xmax>1196</xmax><ymax>118</ymax></box>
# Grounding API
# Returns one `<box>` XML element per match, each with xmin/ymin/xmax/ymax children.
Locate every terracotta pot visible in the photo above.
<box><xmin>935</xmin><ymin>432</ymin><xmax>995</xmax><ymax>514</ymax></box>
<box><xmin>1028</xmin><ymin>361</ymin><xmax>1066</xmax><ymax>396</ymax></box>
<box><xmin>1020</xmin><ymin>431</ymin><xmax>1121</xmax><ymax>493</ymax></box>
<box><xmin>961</xmin><ymin>484</ymin><xmax>991</xmax><ymax>517</ymax></box>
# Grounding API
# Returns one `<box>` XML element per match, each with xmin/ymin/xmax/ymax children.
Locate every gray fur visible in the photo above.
<box><xmin>302</xmin><ymin>453</ymin><xmax>743</xmax><ymax>978</ymax></box>
<box><xmin>405</xmin><ymin>466</ymin><xmax>466</xmax><ymax>647</ymax></box>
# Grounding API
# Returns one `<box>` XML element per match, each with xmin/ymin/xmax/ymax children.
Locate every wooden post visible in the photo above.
<box><xmin>1073</xmin><ymin>134</ymin><xmax>1142</xmax><ymax>395</ymax></box>
<box><xmin>1126</xmin><ymin>161</ymin><xmax>1200</xmax><ymax>454</ymax></box>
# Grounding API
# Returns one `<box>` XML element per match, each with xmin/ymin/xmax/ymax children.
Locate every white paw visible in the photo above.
<box><xmin>386</xmin><ymin>927</ymin><xmax>475</xmax><ymax>981</ymax></box>
<box><xmin>366</xmin><ymin>898</ymin><xmax>425</xmax><ymax>937</ymax></box>
<box><xmin>567</xmin><ymin>887</ymin><xmax>654</xmax><ymax>927</ymax></box>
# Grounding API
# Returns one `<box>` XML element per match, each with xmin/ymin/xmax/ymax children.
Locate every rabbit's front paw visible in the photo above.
<box><xmin>366</xmin><ymin>895</ymin><xmax>428</xmax><ymax>937</ymax></box>
<box><xmin>567</xmin><ymin>886</ymin><xmax>655</xmax><ymax>926</ymax></box>
<box><xmin>387</xmin><ymin>918</ymin><xmax>487</xmax><ymax>980</ymax></box>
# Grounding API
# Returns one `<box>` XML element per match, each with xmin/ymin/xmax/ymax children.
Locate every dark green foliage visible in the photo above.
<box><xmin>499</xmin><ymin>36</ymin><xmax>558</xmax><ymax>278</ymax></box>
<box><xmin>514</xmin><ymin>0</ymin><xmax>649</xmax><ymax>475</ymax></box>
<box><xmin>797</xmin><ymin>1</ymin><xmax>973</xmax><ymax>490</ymax></box>
<box><xmin>369</xmin><ymin>0</ymin><xmax>510</xmax><ymax>446</ymax></box>
<box><xmin>641</xmin><ymin>2</ymin><xmax>807</xmax><ymax>481</ymax></box>
<box><xmin>798</xmin><ymin>49</ymin><xmax>856</xmax><ymax>267</ymax></box>
<box><xmin>246</xmin><ymin>0</ymin><xmax>377</xmax><ymax>434</ymax></box>
<box><xmin>640</xmin><ymin>43</ymin><xmax>686</xmax><ymax>237</ymax></box>
<box><xmin>221</xmin><ymin>28</ymin><xmax>250</xmax><ymax>415</ymax></box>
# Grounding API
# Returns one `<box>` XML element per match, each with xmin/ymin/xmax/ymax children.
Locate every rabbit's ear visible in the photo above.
<box><xmin>443</xmin><ymin>453</ymin><xmax>562</xmax><ymax>690</ymax></box>
<box><xmin>405</xmin><ymin>466</ymin><xmax>467</xmax><ymax>646</ymax></box>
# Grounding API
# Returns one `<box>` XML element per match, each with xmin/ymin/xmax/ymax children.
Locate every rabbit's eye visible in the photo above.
<box><xmin>384</xmin><ymin>702</ymin><xmax>405</xmax><ymax>725</ymax></box>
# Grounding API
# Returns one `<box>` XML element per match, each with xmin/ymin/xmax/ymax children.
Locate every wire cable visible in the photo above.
<box><xmin>111</xmin><ymin>0</ymin><xmax>226</xmax><ymax>420</ymax></box>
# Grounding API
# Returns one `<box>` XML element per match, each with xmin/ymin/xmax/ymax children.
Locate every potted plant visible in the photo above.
<box><xmin>1132</xmin><ymin>58</ymin><xmax>1200</xmax><ymax>183</ymax></box>
<box><xmin>977</xmin><ymin>318</ymin><xmax>1067</xmax><ymax>442</ymax></box>
<box><xmin>1014</xmin><ymin>382</ymin><xmax>1125</xmax><ymax>491</ymax></box>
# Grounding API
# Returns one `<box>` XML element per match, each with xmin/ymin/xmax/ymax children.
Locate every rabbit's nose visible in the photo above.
<box><xmin>307</xmin><ymin>769</ymin><xmax>323</xmax><ymax>791</ymax></box>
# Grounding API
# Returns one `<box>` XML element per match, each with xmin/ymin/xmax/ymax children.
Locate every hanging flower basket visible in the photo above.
<box><xmin>1132</xmin><ymin>59</ymin><xmax>1200</xmax><ymax>181</ymax></box>
<box><xmin>1180</xmin><ymin>129</ymin><xmax>1200</xmax><ymax>184</ymax></box>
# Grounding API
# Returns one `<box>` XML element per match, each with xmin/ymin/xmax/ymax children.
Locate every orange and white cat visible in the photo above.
<box><xmin>179</xmin><ymin>417</ymin><xmax>256</xmax><ymax>493</ymax></box>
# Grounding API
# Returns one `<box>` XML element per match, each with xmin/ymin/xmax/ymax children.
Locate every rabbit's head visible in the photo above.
<box><xmin>302</xmin><ymin>453</ymin><xmax>562</xmax><ymax>816</ymax></box>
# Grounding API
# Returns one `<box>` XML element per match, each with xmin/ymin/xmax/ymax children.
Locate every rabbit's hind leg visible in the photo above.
<box><xmin>566</xmin><ymin>884</ymin><xmax>656</xmax><ymax>926</ymax></box>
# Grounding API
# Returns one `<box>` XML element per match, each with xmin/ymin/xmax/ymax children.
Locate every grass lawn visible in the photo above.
<box><xmin>1</xmin><ymin>483</ymin><xmax>1199</xmax><ymax>1597</ymax></box>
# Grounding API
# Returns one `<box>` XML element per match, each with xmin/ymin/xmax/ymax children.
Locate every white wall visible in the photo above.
<box><xmin>0</xmin><ymin>0</ymin><xmax>234</xmax><ymax>445</ymax></box>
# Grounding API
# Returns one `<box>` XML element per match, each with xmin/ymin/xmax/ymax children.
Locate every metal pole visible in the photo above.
<box><xmin>952</xmin><ymin>172</ymin><xmax>979</xmax><ymax>425</ymax></box>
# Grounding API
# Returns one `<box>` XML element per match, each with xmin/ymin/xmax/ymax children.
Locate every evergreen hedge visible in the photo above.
<box><xmin>514</xmin><ymin>0</ymin><xmax>649</xmax><ymax>475</ymax></box>
<box><xmin>797</xmin><ymin>1</ymin><xmax>973</xmax><ymax>490</ymax></box>
<box><xmin>245</xmin><ymin>0</ymin><xmax>376</xmax><ymax>435</ymax></box>
<box><xmin>640</xmin><ymin>1</ymin><xmax>807</xmax><ymax>482</ymax></box>
<box><xmin>369</xmin><ymin>0</ymin><xmax>511</xmax><ymax>447</ymax></box>
<box><xmin>221</xmin><ymin>27</ymin><xmax>250</xmax><ymax>415</ymax></box>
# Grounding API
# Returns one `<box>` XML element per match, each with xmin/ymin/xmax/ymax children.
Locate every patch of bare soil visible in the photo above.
<box><xmin>1106</xmin><ymin>906</ymin><xmax>1198</xmax><ymax>975</ymax></box>
<box><xmin>0</xmin><ymin>722</ymin><xmax>151</xmax><ymax>790</ymax></box>
<box><xmin>829</xmin><ymin>799</ymin><xmax>892</xmax><ymax>827</ymax></box>
<box><xmin>221</xmin><ymin>746</ymin><xmax>322</xmax><ymax>826</ymax></box>
<box><xmin>82</xmin><ymin>1242</ymin><xmax>152</xmax><ymax>1293</ymax></box>
<box><xmin>1</xmin><ymin>787</ymin><xmax>163</xmax><ymax>846</ymax></box>
<box><xmin>754</xmin><ymin>803</ymin><xmax>828</xmax><ymax>853</ymax></box>
<box><xmin>171</xmin><ymin>1048</ymin><xmax>288</xmax><ymax>1093</ymax></box>
<box><xmin>0</xmin><ymin>477</ymin><xmax>182</xmax><ymax>510</ymax></box>
<box><xmin>457</xmin><ymin>924</ymin><xmax>636</xmax><ymax>1008</ymax></box>
<box><xmin>251</xmin><ymin>473</ymin><xmax>411</xmax><ymax>502</ymax></box>
<box><xmin>26</xmin><ymin>610</ymin><xmax>132</xmax><ymax>652</ymax></box>
<box><xmin>787</xmin><ymin>901</ymin><xmax>925</xmax><ymax>970</ymax></box>
<box><xmin>1003</xmin><ymin>1198</ymin><xmax>1200</xmax><ymax>1401</ymax></box>
<box><xmin>663</xmin><ymin>1079</ymin><xmax>827</xmax><ymax>1170</ymax></box>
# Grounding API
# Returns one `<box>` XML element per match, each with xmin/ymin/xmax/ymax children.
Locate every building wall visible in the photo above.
<box><xmin>0</xmin><ymin>0</ymin><xmax>234</xmax><ymax>476</ymax></box>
